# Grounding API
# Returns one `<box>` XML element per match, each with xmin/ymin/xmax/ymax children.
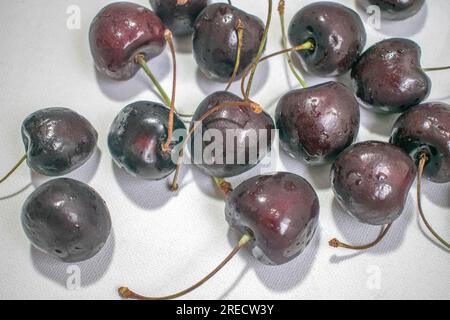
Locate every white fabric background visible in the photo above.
<box><xmin>0</xmin><ymin>0</ymin><xmax>449</xmax><ymax>300</ymax></box>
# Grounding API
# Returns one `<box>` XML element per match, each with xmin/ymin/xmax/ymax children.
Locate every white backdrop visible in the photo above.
<box><xmin>0</xmin><ymin>0</ymin><xmax>449</xmax><ymax>300</ymax></box>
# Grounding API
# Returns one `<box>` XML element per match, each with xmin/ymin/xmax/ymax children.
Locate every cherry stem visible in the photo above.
<box><xmin>118</xmin><ymin>234</ymin><xmax>252</xmax><ymax>300</ymax></box>
<box><xmin>228</xmin><ymin>0</ymin><xmax>232</xmax><ymax>6</ymax></box>
<box><xmin>170</xmin><ymin>101</ymin><xmax>263</xmax><ymax>191</ymax></box>
<box><xmin>423</xmin><ymin>66</ymin><xmax>450</xmax><ymax>72</ymax></box>
<box><xmin>0</xmin><ymin>155</ymin><xmax>27</xmax><ymax>184</ymax></box>
<box><xmin>278</xmin><ymin>0</ymin><xmax>307</xmax><ymax>88</ymax></box>
<box><xmin>329</xmin><ymin>224</ymin><xmax>392</xmax><ymax>250</ymax></box>
<box><xmin>213</xmin><ymin>177</ymin><xmax>233</xmax><ymax>197</ymax></box>
<box><xmin>177</xmin><ymin>0</ymin><xmax>188</xmax><ymax>5</ymax></box>
<box><xmin>135</xmin><ymin>54</ymin><xmax>172</xmax><ymax>109</ymax></box>
<box><xmin>245</xmin><ymin>0</ymin><xmax>273</xmax><ymax>99</ymax></box>
<box><xmin>240</xmin><ymin>41</ymin><xmax>314</xmax><ymax>98</ymax></box>
<box><xmin>225</xmin><ymin>19</ymin><xmax>244</xmax><ymax>92</ymax></box>
<box><xmin>417</xmin><ymin>153</ymin><xmax>450</xmax><ymax>249</ymax></box>
<box><xmin>162</xmin><ymin>30</ymin><xmax>177</xmax><ymax>154</ymax></box>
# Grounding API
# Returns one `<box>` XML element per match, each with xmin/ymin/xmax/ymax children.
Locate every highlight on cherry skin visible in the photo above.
<box><xmin>149</xmin><ymin>0</ymin><xmax>208</xmax><ymax>36</ymax></box>
<box><xmin>189</xmin><ymin>91</ymin><xmax>275</xmax><ymax>178</ymax></box>
<box><xmin>351</xmin><ymin>38</ymin><xmax>431</xmax><ymax>114</ymax></box>
<box><xmin>288</xmin><ymin>1</ymin><xmax>367</xmax><ymax>77</ymax></box>
<box><xmin>329</xmin><ymin>141</ymin><xmax>416</xmax><ymax>250</ymax></box>
<box><xmin>276</xmin><ymin>81</ymin><xmax>360</xmax><ymax>166</ymax></box>
<box><xmin>1</xmin><ymin>107</ymin><xmax>98</xmax><ymax>184</ymax></box>
<box><xmin>108</xmin><ymin>101</ymin><xmax>186</xmax><ymax>181</ymax></box>
<box><xmin>358</xmin><ymin>0</ymin><xmax>425</xmax><ymax>21</ymax></box>
<box><xmin>22</xmin><ymin>178</ymin><xmax>111</xmax><ymax>263</ymax></box>
<box><xmin>118</xmin><ymin>172</ymin><xmax>319</xmax><ymax>300</ymax></box>
<box><xmin>89</xmin><ymin>2</ymin><xmax>166</xmax><ymax>81</ymax></box>
<box><xmin>192</xmin><ymin>2</ymin><xmax>265</xmax><ymax>81</ymax></box>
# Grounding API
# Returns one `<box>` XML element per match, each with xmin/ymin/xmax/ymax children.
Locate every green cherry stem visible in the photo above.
<box><xmin>135</xmin><ymin>54</ymin><xmax>172</xmax><ymax>108</ymax></box>
<box><xmin>213</xmin><ymin>177</ymin><xmax>234</xmax><ymax>197</ymax></box>
<box><xmin>423</xmin><ymin>66</ymin><xmax>450</xmax><ymax>72</ymax></box>
<box><xmin>118</xmin><ymin>233</ymin><xmax>253</xmax><ymax>300</ymax></box>
<box><xmin>245</xmin><ymin>0</ymin><xmax>273</xmax><ymax>99</ymax></box>
<box><xmin>0</xmin><ymin>155</ymin><xmax>27</xmax><ymax>184</ymax></box>
<box><xmin>225</xmin><ymin>19</ymin><xmax>244</xmax><ymax>92</ymax></box>
<box><xmin>278</xmin><ymin>0</ymin><xmax>307</xmax><ymax>88</ymax></box>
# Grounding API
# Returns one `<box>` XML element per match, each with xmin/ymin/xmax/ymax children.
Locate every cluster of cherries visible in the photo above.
<box><xmin>1</xmin><ymin>0</ymin><xmax>449</xmax><ymax>299</ymax></box>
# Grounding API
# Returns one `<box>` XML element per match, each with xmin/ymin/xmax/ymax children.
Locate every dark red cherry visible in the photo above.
<box><xmin>358</xmin><ymin>0</ymin><xmax>425</xmax><ymax>20</ymax></box>
<box><xmin>22</xmin><ymin>178</ymin><xmax>111</xmax><ymax>263</ymax></box>
<box><xmin>225</xmin><ymin>172</ymin><xmax>320</xmax><ymax>265</ymax></box>
<box><xmin>288</xmin><ymin>2</ymin><xmax>366</xmax><ymax>77</ymax></box>
<box><xmin>193</xmin><ymin>3</ymin><xmax>265</xmax><ymax>81</ymax></box>
<box><xmin>89</xmin><ymin>2</ymin><xmax>166</xmax><ymax>80</ymax></box>
<box><xmin>108</xmin><ymin>101</ymin><xmax>186</xmax><ymax>180</ymax></box>
<box><xmin>189</xmin><ymin>91</ymin><xmax>274</xmax><ymax>178</ymax></box>
<box><xmin>331</xmin><ymin>141</ymin><xmax>416</xmax><ymax>226</ymax></box>
<box><xmin>21</xmin><ymin>108</ymin><xmax>98</xmax><ymax>176</ymax></box>
<box><xmin>390</xmin><ymin>103</ymin><xmax>450</xmax><ymax>183</ymax></box>
<box><xmin>351</xmin><ymin>38</ymin><xmax>431</xmax><ymax>114</ymax></box>
<box><xmin>276</xmin><ymin>81</ymin><xmax>360</xmax><ymax>166</ymax></box>
<box><xmin>150</xmin><ymin>0</ymin><xmax>208</xmax><ymax>36</ymax></box>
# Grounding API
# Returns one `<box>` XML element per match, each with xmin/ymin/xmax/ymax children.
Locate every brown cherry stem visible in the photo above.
<box><xmin>162</xmin><ymin>30</ymin><xmax>177</xmax><ymax>154</ymax></box>
<box><xmin>245</xmin><ymin>0</ymin><xmax>273</xmax><ymax>99</ymax></box>
<box><xmin>417</xmin><ymin>153</ymin><xmax>450</xmax><ymax>249</ymax></box>
<box><xmin>0</xmin><ymin>155</ymin><xmax>27</xmax><ymax>184</ymax></box>
<box><xmin>170</xmin><ymin>101</ymin><xmax>263</xmax><ymax>191</ymax></box>
<box><xmin>329</xmin><ymin>223</ymin><xmax>393</xmax><ymax>250</ymax></box>
<box><xmin>240</xmin><ymin>41</ymin><xmax>314</xmax><ymax>98</ymax></box>
<box><xmin>213</xmin><ymin>177</ymin><xmax>234</xmax><ymax>197</ymax></box>
<box><xmin>225</xmin><ymin>19</ymin><xmax>244</xmax><ymax>92</ymax></box>
<box><xmin>118</xmin><ymin>234</ymin><xmax>252</xmax><ymax>300</ymax></box>
<box><xmin>278</xmin><ymin>0</ymin><xmax>308</xmax><ymax>88</ymax></box>
<box><xmin>423</xmin><ymin>66</ymin><xmax>450</xmax><ymax>72</ymax></box>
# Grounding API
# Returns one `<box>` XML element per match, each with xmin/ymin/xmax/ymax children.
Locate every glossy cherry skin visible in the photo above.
<box><xmin>21</xmin><ymin>108</ymin><xmax>98</xmax><ymax>176</ymax></box>
<box><xmin>193</xmin><ymin>3</ymin><xmax>265</xmax><ymax>81</ymax></box>
<box><xmin>89</xmin><ymin>2</ymin><xmax>166</xmax><ymax>80</ymax></box>
<box><xmin>358</xmin><ymin>0</ymin><xmax>425</xmax><ymax>20</ymax></box>
<box><xmin>288</xmin><ymin>2</ymin><xmax>366</xmax><ymax>77</ymax></box>
<box><xmin>351</xmin><ymin>38</ymin><xmax>431</xmax><ymax>114</ymax></box>
<box><xmin>189</xmin><ymin>91</ymin><xmax>275</xmax><ymax>178</ymax></box>
<box><xmin>22</xmin><ymin>178</ymin><xmax>111</xmax><ymax>263</ymax></box>
<box><xmin>390</xmin><ymin>103</ymin><xmax>450</xmax><ymax>183</ymax></box>
<box><xmin>108</xmin><ymin>101</ymin><xmax>186</xmax><ymax>180</ymax></box>
<box><xmin>150</xmin><ymin>0</ymin><xmax>208</xmax><ymax>36</ymax></box>
<box><xmin>276</xmin><ymin>82</ymin><xmax>360</xmax><ymax>166</ymax></box>
<box><xmin>331</xmin><ymin>141</ymin><xmax>416</xmax><ymax>226</ymax></box>
<box><xmin>225</xmin><ymin>172</ymin><xmax>319</xmax><ymax>265</ymax></box>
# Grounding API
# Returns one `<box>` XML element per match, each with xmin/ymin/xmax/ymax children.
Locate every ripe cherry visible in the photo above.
<box><xmin>330</xmin><ymin>141</ymin><xmax>416</xmax><ymax>250</ymax></box>
<box><xmin>89</xmin><ymin>2</ymin><xmax>166</xmax><ymax>81</ymax></box>
<box><xmin>358</xmin><ymin>0</ymin><xmax>425</xmax><ymax>20</ymax></box>
<box><xmin>276</xmin><ymin>81</ymin><xmax>360</xmax><ymax>166</ymax></box>
<box><xmin>22</xmin><ymin>178</ymin><xmax>111</xmax><ymax>263</ymax></box>
<box><xmin>150</xmin><ymin>0</ymin><xmax>208</xmax><ymax>36</ymax></box>
<box><xmin>1</xmin><ymin>108</ymin><xmax>98</xmax><ymax>184</ymax></box>
<box><xmin>119</xmin><ymin>172</ymin><xmax>319</xmax><ymax>299</ymax></box>
<box><xmin>390</xmin><ymin>102</ymin><xmax>450</xmax><ymax>249</ymax></box>
<box><xmin>193</xmin><ymin>2</ymin><xmax>265</xmax><ymax>81</ymax></box>
<box><xmin>288</xmin><ymin>1</ymin><xmax>367</xmax><ymax>77</ymax></box>
<box><xmin>351</xmin><ymin>38</ymin><xmax>431</xmax><ymax>114</ymax></box>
